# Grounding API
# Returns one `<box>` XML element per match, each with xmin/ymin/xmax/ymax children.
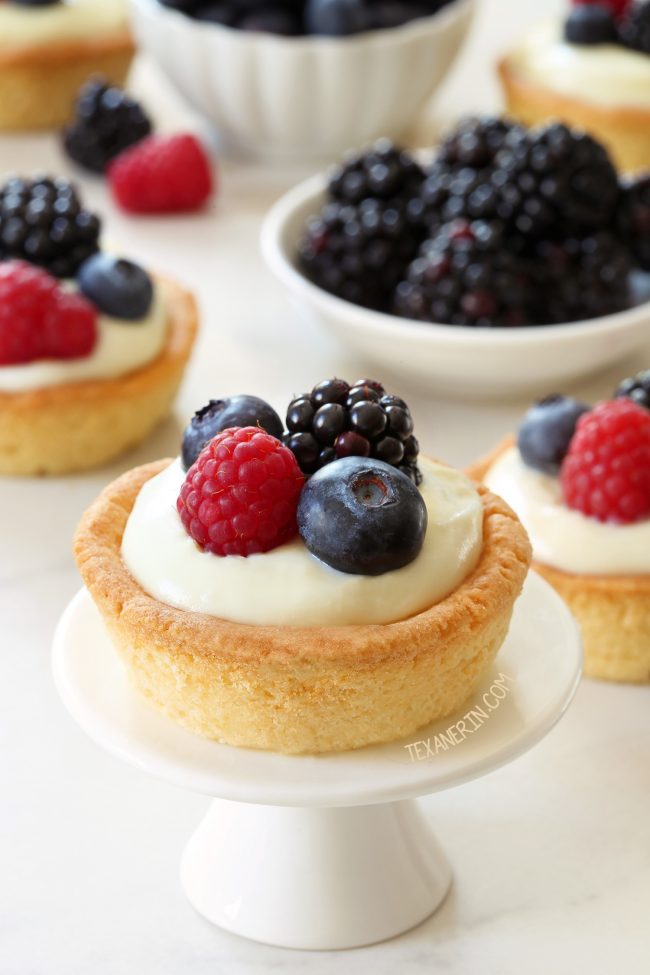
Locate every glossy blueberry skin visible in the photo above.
<box><xmin>305</xmin><ymin>0</ymin><xmax>367</xmax><ymax>35</ymax></box>
<box><xmin>517</xmin><ymin>395</ymin><xmax>590</xmax><ymax>475</ymax></box>
<box><xmin>181</xmin><ymin>395</ymin><xmax>284</xmax><ymax>470</ymax></box>
<box><xmin>564</xmin><ymin>5</ymin><xmax>616</xmax><ymax>45</ymax></box>
<box><xmin>297</xmin><ymin>456</ymin><xmax>427</xmax><ymax>575</ymax></box>
<box><xmin>77</xmin><ymin>254</ymin><xmax>153</xmax><ymax>320</ymax></box>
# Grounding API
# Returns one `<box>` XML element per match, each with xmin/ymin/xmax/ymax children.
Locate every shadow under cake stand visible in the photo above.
<box><xmin>52</xmin><ymin>572</ymin><xmax>581</xmax><ymax>950</ymax></box>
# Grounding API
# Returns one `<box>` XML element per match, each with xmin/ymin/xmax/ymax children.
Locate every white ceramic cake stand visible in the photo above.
<box><xmin>53</xmin><ymin>572</ymin><xmax>581</xmax><ymax>950</ymax></box>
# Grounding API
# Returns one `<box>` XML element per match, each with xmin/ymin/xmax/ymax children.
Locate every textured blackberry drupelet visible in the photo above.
<box><xmin>618</xmin><ymin>173</ymin><xmax>650</xmax><ymax>270</ymax></box>
<box><xmin>63</xmin><ymin>79</ymin><xmax>152</xmax><ymax>173</ymax></box>
<box><xmin>395</xmin><ymin>219</ymin><xmax>534</xmax><ymax>327</ymax></box>
<box><xmin>297</xmin><ymin>199</ymin><xmax>422</xmax><ymax>311</ymax></box>
<box><xmin>618</xmin><ymin>1</ymin><xmax>650</xmax><ymax>52</ymax></box>
<box><xmin>437</xmin><ymin>116</ymin><xmax>521</xmax><ymax>169</ymax></box>
<box><xmin>328</xmin><ymin>139</ymin><xmax>424</xmax><ymax>206</ymax></box>
<box><xmin>615</xmin><ymin>369</ymin><xmax>650</xmax><ymax>410</ymax></box>
<box><xmin>535</xmin><ymin>232</ymin><xmax>633</xmax><ymax>323</ymax></box>
<box><xmin>284</xmin><ymin>377</ymin><xmax>422</xmax><ymax>484</ymax></box>
<box><xmin>492</xmin><ymin>123</ymin><xmax>620</xmax><ymax>237</ymax></box>
<box><xmin>0</xmin><ymin>176</ymin><xmax>101</xmax><ymax>278</ymax></box>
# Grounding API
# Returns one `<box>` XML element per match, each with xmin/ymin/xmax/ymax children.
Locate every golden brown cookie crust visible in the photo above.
<box><xmin>468</xmin><ymin>436</ymin><xmax>650</xmax><ymax>683</ymax></box>
<box><xmin>498</xmin><ymin>56</ymin><xmax>650</xmax><ymax>174</ymax></box>
<box><xmin>0</xmin><ymin>276</ymin><xmax>198</xmax><ymax>475</ymax></box>
<box><xmin>74</xmin><ymin>460</ymin><xmax>532</xmax><ymax>754</ymax></box>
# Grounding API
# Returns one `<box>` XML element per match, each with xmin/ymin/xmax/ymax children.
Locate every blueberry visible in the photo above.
<box><xmin>564</xmin><ymin>5</ymin><xmax>616</xmax><ymax>45</ymax></box>
<box><xmin>192</xmin><ymin>2</ymin><xmax>239</xmax><ymax>25</ymax></box>
<box><xmin>297</xmin><ymin>457</ymin><xmax>427</xmax><ymax>575</ymax></box>
<box><xmin>237</xmin><ymin>6</ymin><xmax>302</xmax><ymax>33</ymax></box>
<box><xmin>76</xmin><ymin>254</ymin><xmax>153</xmax><ymax>320</ymax></box>
<box><xmin>305</xmin><ymin>0</ymin><xmax>368</xmax><ymax>36</ymax></box>
<box><xmin>366</xmin><ymin>1</ymin><xmax>429</xmax><ymax>29</ymax></box>
<box><xmin>517</xmin><ymin>395</ymin><xmax>590</xmax><ymax>475</ymax></box>
<box><xmin>181</xmin><ymin>395</ymin><xmax>284</xmax><ymax>469</ymax></box>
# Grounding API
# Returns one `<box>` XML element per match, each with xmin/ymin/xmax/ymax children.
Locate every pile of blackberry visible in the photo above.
<box><xmin>63</xmin><ymin>79</ymin><xmax>152</xmax><ymax>173</ymax></box>
<box><xmin>0</xmin><ymin>176</ymin><xmax>100</xmax><ymax>278</ymax></box>
<box><xmin>283</xmin><ymin>378</ymin><xmax>421</xmax><ymax>484</ymax></box>
<box><xmin>298</xmin><ymin>117</ymin><xmax>645</xmax><ymax>327</ymax></box>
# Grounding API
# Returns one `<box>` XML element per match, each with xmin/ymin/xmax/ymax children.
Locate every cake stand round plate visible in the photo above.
<box><xmin>53</xmin><ymin>572</ymin><xmax>581</xmax><ymax>950</ymax></box>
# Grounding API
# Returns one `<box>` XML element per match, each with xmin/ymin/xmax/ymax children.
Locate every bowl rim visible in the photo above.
<box><xmin>261</xmin><ymin>171</ymin><xmax>650</xmax><ymax>349</ymax></box>
<box><xmin>129</xmin><ymin>0</ymin><xmax>474</xmax><ymax>49</ymax></box>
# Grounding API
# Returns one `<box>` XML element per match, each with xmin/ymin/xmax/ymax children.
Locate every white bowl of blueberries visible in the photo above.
<box><xmin>262</xmin><ymin>117</ymin><xmax>650</xmax><ymax>398</ymax></box>
<box><xmin>128</xmin><ymin>0</ymin><xmax>474</xmax><ymax>157</ymax></box>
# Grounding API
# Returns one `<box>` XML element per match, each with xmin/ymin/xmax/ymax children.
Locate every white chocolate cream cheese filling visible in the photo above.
<box><xmin>0</xmin><ymin>0</ymin><xmax>129</xmax><ymax>54</ymax></box>
<box><xmin>507</xmin><ymin>20</ymin><xmax>650</xmax><ymax>110</ymax></box>
<box><xmin>484</xmin><ymin>445</ymin><xmax>650</xmax><ymax>576</ymax></box>
<box><xmin>121</xmin><ymin>456</ymin><xmax>484</xmax><ymax>627</ymax></box>
<box><xmin>0</xmin><ymin>283</ymin><xmax>168</xmax><ymax>393</ymax></box>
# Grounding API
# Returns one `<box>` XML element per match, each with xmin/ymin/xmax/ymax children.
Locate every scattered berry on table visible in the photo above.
<box><xmin>618</xmin><ymin>0</ymin><xmax>650</xmax><ymax>51</ymax></box>
<box><xmin>108</xmin><ymin>134</ymin><xmax>213</xmax><ymax>214</ymax></box>
<box><xmin>517</xmin><ymin>395</ymin><xmax>591</xmax><ymax>475</ymax></box>
<box><xmin>395</xmin><ymin>219</ymin><xmax>534</xmax><ymax>327</ymax></box>
<box><xmin>297</xmin><ymin>456</ymin><xmax>427</xmax><ymax>574</ymax></box>
<box><xmin>181</xmin><ymin>395</ymin><xmax>284</xmax><ymax>470</ymax></box>
<box><xmin>77</xmin><ymin>254</ymin><xmax>153</xmax><ymax>320</ymax></box>
<box><xmin>0</xmin><ymin>260</ymin><xmax>97</xmax><ymax>365</ymax></box>
<box><xmin>284</xmin><ymin>377</ymin><xmax>421</xmax><ymax>483</ymax></box>
<box><xmin>561</xmin><ymin>399</ymin><xmax>650</xmax><ymax>524</ymax></box>
<box><xmin>564</xmin><ymin>4</ymin><xmax>617</xmax><ymax>44</ymax></box>
<box><xmin>617</xmin><ymin>173</ymin><xmax>650</xmax><ymax>271</ymax></box>
<box><xmin>615</xmin><ymin>369</ymin><xmax>650</xmax><ymax>411</ymax></box>
<box><xmin>63</xmin><ymin>79</ymin><xmax>152</xmax><ymax>174</ymax></box>
<box><xmin>0</xmin><ymin>176</ymin><xmax>100</xmax><ymax>278</ymax></box>
<box><xmin>177</xmin><ymin>427</ymin><xmax>305</xmax><ymax>556</ymax></box>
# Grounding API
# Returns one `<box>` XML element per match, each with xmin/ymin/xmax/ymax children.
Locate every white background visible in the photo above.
<box><xmin>2</xmin><ymin>0</ymin><xmax>650</xmax><ymax>971</ymax></box>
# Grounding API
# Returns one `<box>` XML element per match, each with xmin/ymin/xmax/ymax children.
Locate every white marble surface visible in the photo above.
<box><xmin>2</xmin><ymin>0</ymin><xmax>650</xmax><ymax>970</ymax></box>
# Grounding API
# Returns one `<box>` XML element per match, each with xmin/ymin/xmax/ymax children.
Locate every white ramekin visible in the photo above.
<box><xmin>129</xmin><ymin>0</ymin><xmax>475</xmax><ymax>158</ymax></box>
<box><xmin>261</xmin><ymin>172</ymin><xmax>650</xmax><ymax>399</ymax></box>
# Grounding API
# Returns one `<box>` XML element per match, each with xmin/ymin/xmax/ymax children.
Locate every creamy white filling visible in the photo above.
<box><xmin>484</xmin><ymin>445</ymin><xmax>650</xmax><ymax>576</ymax></box>
<box><xmin>0</xmin><ymin>283</ymin><xmax>168</xmax><ymax>392</ymax></box>
<box><xmin>0</xmin><ymin>0</ymin><xmax>128</xmax><ymax>53</ymax></box>
<box><xmin>121</xmin><ymin>457</ymin><xmax>484</xmax><ymax>627</ymax></box>
<box><xmin>507</xmin><ymin>20</ymin><xmax>650</xmax><ymax>109</ymax></box>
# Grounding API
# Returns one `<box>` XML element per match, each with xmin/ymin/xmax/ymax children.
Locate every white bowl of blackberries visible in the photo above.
<box><xmin>128</xmin><ymin>0</ymin><xmax>474</xmax><ymax>157</ymax></box>
<box><xmin>262</xmin><ymin>116</ymin><xmax>650</xmax><ymax>398</ymax></box>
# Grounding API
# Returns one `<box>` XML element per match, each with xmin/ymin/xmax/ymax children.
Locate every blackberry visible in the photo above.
<box><xmin>535</xmin><ymin>232</ymin><xmax>633</xmax><ymax>323</ymax></box>
<box><xmin>328</xmin><ymin>139</ymin><xmax>424</xmax><ymax>206</ymax></box>
<box><xmin>492</xmin><ymin>123</ymin><xmax>620</xmax><ymax>237</ymax></box>
<box><xmin>618</xmin><ymin>1</ymin><xmax>650</xmax><ymax>52</ymax></box>
<box><xmin>0</xmin><ymin>176</ymin><xmax>100</xmax><ymax>278</ymax></box>
<box><xmin>618</xmin><ymin>173</ymin><xmax>650</xmax><ymax>270</ymax></box>
<box><xmin>297</xmin><ymin>199</ymin><xmax>422</xmax><ymax>311</ymax></box>
<box><xmin>63</xmin><ymin>79</ymin><xmax>152</xmax><ymax>174</ymax></box>
<box><xmin>395</xmin><ymin>219</ymin><xmax>535</xmax><ymax>327</ymax></box>
<box><xmin>437</xmin><ymin>116</ymin><xmax>521</xmax><ymax>170</ymax></box>
<box><xmin>615</xmin><ymin>369</ymin><xmax>650</xmax><ymax>411</ymax></box>
<box><xmin>284</xmin><ymin>377</ymin><xmax>421</xmax><ymax>484</ymax></box>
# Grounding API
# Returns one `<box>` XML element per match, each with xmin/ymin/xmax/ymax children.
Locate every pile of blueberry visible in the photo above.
<box><xmin>297</xmin><ymin>118</ymin><xmax>650</xmax><ymax>327</ymax></box>
<box><xmin>180</xmin><ymin>383</ymin><xmax>426</xmax><ymax>573</ymax></box>
<box><xmin>158</xmin><ymin>0</ymin><xmax>453</xmax><ymax>37</ymax></box>
<box><xmin>565</xmin><ymin>0</ymin><xmax>650</xmax><ymax>53</ymax></box>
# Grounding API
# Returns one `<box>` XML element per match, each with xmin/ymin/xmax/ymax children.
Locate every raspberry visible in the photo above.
<box><xmin>561</xmin><ymin>400</ymin><xmax>650</xmax><ymax>524</ymax></box>
<box><xmin>0</xmin><ymin>260</ymin><xmax>97</xmax><ymax>365</ymax></box>
<box><xmin>108</xmin><ymin>134</ymin><xmax>213</xmax><ymax>214</ymax></box>
<box><xmin>177</xmin><ymin>427</ymin><xmax>305</xmax><ymax>556</ymax></box>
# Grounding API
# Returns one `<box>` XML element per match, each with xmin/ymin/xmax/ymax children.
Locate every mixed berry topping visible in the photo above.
<box><xmin>284</xmin><ymin>377</ymin><xmax>421</xmax><ymax>484</ymax></box>
<box><xmin>298</xmin><ymin>118</ymin><xmax>646</xmax><ymax>326</ymax></box>
<box><xmin>0</xmin><ymin>176</ymin><xmax>100</xmax><ymax>278</ymax></box>
<box><xmin>63</xmin><ymin>79</ymin><xmax>152</xmax><ymax>174</ymax></box>
<box><xmin>181</xmin><ymin>395</ymin><xmax>284</xmax><ymax>471</ymax></box>
<box><xmin>0</xmin><ymin>260</ymin><xmax>97</xmax><ymax>365</ymax></box>
<box><xmin>297</xmin><ymin>457</ymin><xmax>427</xmax><ymax>574</ymax></box>
<box><xmin>157</xmin><ymin>0</ymin><xmax>453</xmax><ymax>36</ymax></box>
<box><xmin>108</xmin><ymin>134</ymin><xmax>213</xmax><ymax>214</ymax></box>
<box><xmin>565</xmin><ymin>0</ymin><xmax>650</xmax><ymax>51</ymax></box>
<box><xmin>561</xmin><ymin>399</ymin><xmax>650</xmax><ymax>524</ymax></box>
<box><xmin>177</xmin><ymin>427</ymin><xmax>305</xmax><ymax>556</ymax></box>
<box><xmin>76</xmin><ymin>254</ymin><xmax>154</xmax><ymax>321</ymax></box>
<box><xmin>517</xmin><ymin>395</ymin><xmax>590</xmax><ymax>476</ymax></box>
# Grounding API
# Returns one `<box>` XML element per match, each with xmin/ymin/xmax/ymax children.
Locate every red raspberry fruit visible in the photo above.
<box><xmin>108</xmin><ymin>134</ymin><xmax>213</xmax><ymax>214</ymax></box>
<box><xmin>561</xmin><ymin>399</ymin><xmax>650</xmax><ymax>524</ymax></box>
<box><xmin>177</xmin><ymin>427</ymin><xmax>305</xmax><ymax>556</ymax></box>
<box><xmin>0</xmin><ymin>260</ymin><xmax>97</xmax><ymax>365</ymax></box>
